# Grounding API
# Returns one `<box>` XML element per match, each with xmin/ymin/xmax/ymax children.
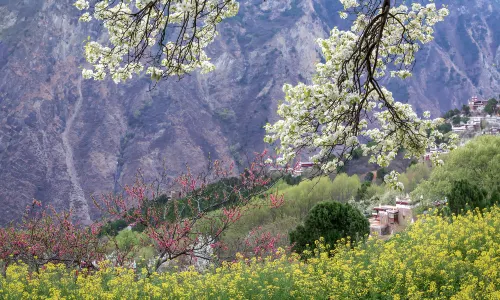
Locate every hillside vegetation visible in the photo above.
<box><xmin>1</xmin><ymin>136</ymin><xmax>499</xmax><ymax>298</ymax></box>
<box><xmin>413</xmin><ymin>135</ymin><xmax>500</xmax><ymax>201</ymax></box>
<box><xmin>1</xmin><ymin>0</ymin><xmax>500</xmax><ymax>296</ymax></box>
<box><xmin>2</xmin><ymin>206</ymin><xmax>500</xmax><ymax>299</ymax></box>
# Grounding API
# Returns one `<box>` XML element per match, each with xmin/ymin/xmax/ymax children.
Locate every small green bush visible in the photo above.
<box><xmin>289</xmin><ymin>201</ymin><xmax>369</xmax><ymax>254</ymax></box>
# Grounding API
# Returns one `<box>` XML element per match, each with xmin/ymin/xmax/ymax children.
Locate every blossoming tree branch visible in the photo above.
<box><xmin>94</xmin><ymin>153</ymin><xmax>279</xmax><ymax>274</ymax></box>
<box><xmin>74</xmin><ymin>0</ymin><xmax>239</xmax><ymax>82</ymax></box>
<box><xmin>0</xmin><ymin>153</ymin><xmax>287</xmax><ymax>274</ymax></box>
<box><xmin>75</xmin><ymin>0</ymin><xmax>458</xmax><ymax>189</ymax></box>
<box><xmin>265</xmin><ymin>0</ymin><xmax>459</xmax><ymax>189</ymax></box>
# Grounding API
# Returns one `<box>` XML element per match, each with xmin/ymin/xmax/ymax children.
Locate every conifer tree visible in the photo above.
<box><xmin>289</xmin><ymin>201</ymin><xmax>369</xmax><ymax>254</ymax></box>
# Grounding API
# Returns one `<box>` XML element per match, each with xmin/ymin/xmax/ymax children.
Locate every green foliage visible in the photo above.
<box><xmin>114</xmin><ymin>230</ymin><xmax>144</xmax><ymax>251</ymax></box>
<box><xmin>330</xmin><ymin>173</ymin><xmax>361</xmax><ymax>202</ymax></box>
<box><xmin>131</xmin><ymin>223</ymin><xmax>147</xmax><ymax>233</ymax></box>
<box><xmin>436</xmin><ymin>122</ymin><xmax>452</xmax><ymax>134</ymax></box>
<box><xmin>363</xmin><ymin>172</ymin><xmax>374</xmax><ymax>182</ymax></box>
<box><xmin>101</xmin><ymin>176</ymin><xmax>265</xmax><ymax>236</ymax></box>
<box><xmin>461</xmin><ymin>104</ymin><xmax>471</xmax><ymax>116</ymax></box>
<box><xmin>412</xmin><ymin>135</ymin><xmax>500</xmax><ymax>201</ymax></box>
<box><xmin>400</xmin><ymin>163</ymin><xmax>432</xmax><ymax>193</ymax></box>
<box><xmin>365</xmin><ymin>184</ymin><xmax>386</xmax><ymax>200</ymax></box>
<box><xmin>214</xmin><ymin>176</ymin><xmax>361</xmax><ymax>257</ymax></box>
<box><xmin>289</xmin><ymin>202</ymin><xmax>369</xmax><ymax>254</ymax></box>
<box><xmin>348</xmin><ymin>183</ymin><xmax>388</xmax><ymax>216</ymax></box>
<box><xmin>215</xmin><ymin>177</ymin><xmax>340</xmax><ymax>253</ymax></box>
<box><xmin>408</xmin><ymin>159</ymin><xmax>418</xmax><ymax>167</ymax></box>
<box><xmin>157</xmin><ymin>177</ymin><xmax>266</xmax><ymax>223</ymax></box>
<box><xmin>451</xmin><ymin>115</ymin><xmax>462</xmax><ymax>125</ymax></box>
<box><xmin>100</xmin><ymin>219</ymin><xmax>128</xmax><ymax>237</ymax></box>
<box><xmin>355</xmin><ymin>182</ymin><xmax>371</xmax><ymax>201</ymax></box>
<box><xmin>484</xmin><ymin>98</ymin><xmax>498</xmax><ymax>115</ymax></box>
<box><xmin>428</xmin><ymin>122</ymin><xmax>453</xmax><ymax>144</ymax></box>
<box><xmin>447</xmin><ymin>180</ymin><xmax>488</xmax><ymax>215</ymax></box>
<box><xmin>220</xmin><ymin>158</ymin><xmax>431</xmax><ymax>256</ymax></box>
<box><xmin>349</xmin><ymin>162</ymin><xmax>432</xmax><ymax>215</ymax></box>
<box><xmin>443</xmin><ymin>108</ymin><xmax>460</xmax><ymax>119</ymax></box>
<box><xmin>283</xmin><ymin>174</ymin><xmax>302</xmax><ymax>185</ymax></box>
<box><xmin>110</xmin><ymin>230</ymin><xmax>155</xmax><ymax>269</ymax></box>
<box><xmin>481</xmin><ymin>119</ymin><xmax>488</xmax><ymax>130</ymax></box>
<box><xmin>352</xmin><ymin>147</ymin><xmax>363</xmax><ymax>159</ymax></box>
<box><xmin>436</xmin><ymin>122</ymin><xmax>453</xmax><ymax>144</ymax></box>
<box><xmin>153</xmin><ymin>194</ymin><xmax>170</xmax><ymax>205</ymax></box>
<box><xmin>376</xmin><ymin>168</ymin><xmax>387</xmax><ymax>182</ymax></box>
<box><xmin>489</xmin><ymin>188</ymin><xmax>500</xmax><ymax>206</ymax></box>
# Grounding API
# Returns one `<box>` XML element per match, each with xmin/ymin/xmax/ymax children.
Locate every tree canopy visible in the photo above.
<box><xmin>484</xmin><ymin>98</ymin><xmax>498</xmax><ymax>115</ymax></box>
<box><xmin>412</xmin><ymin>135</ymin><xmax>500</xmax><ymax>201</ymax></box>
<box><xmin>75</xmin><ymin>0</ymin><xmax>457</xmax><ymax>188</ymax></box>
<box><xmin>446</xmin><ymin>180</ymin><xmax>488</xmax><ymax>215</ymax></box>
<box><xmin>289</xmin><ymin>201</ymin><xmax>369</xmax><ymax>254</ymax></box>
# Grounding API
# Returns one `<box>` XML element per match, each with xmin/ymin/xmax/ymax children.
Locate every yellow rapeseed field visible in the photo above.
<box><xmin>1</xmin><ymin>206</ymin><xmax>500</xmax><ymax>299</ymax></box>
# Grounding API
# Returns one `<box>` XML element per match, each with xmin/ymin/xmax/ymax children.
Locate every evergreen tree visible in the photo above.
<box><xmin>462</xmin><ymin>104</ymin><xmax>471</xmax><ymax>116</ymax></box>
<box><xmin>355</xmin><ymin>182</ymin><xmax>372</xmax><ymax>201</ymax></box>
<box><xmin>447</xmin><ymin>180</ymin><xmax>488</xmax><ymax>215</ymax></box>
<box><xmin>489</xmin><ymin>188</ymin><xmax>500</xmax><ymax>207</ymax></box>
<box><xmin>484</xmin><ymin>98</ymin><xmax>498</xmax><ymax>115</ymax></box>
<box><xmin>364</xmin><ymin>172</ymin><xmax>374</xmax><ymax>182</ymax></box>
<box><xmin>376</xmin><ymin>168</ymin><xmax>388</xmax><ymax>183</ymax></box>
<box><xmin>452</xmin><ymin>115</ymin><xmax>462</xmax><ymax>125</ymax></box>
<box><xmin>289</xmin><ymin>202</ymin><xmax>369</xmax><ymax>254</ymax></box>
<box><xmin>437</xmin><ymin>122</ymin><xmax>452</xmax><ymax>134</ymax></box>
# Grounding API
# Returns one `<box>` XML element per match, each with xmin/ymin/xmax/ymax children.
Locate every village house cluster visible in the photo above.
<box><xmin>268</xmin><ymin>161</ymin><xmax>317</xmax><ymax>177</ymax></box>
<box><xmin>452</xmin><ymin>116</ymin><xmax>500</xmax><ymax>134</ymax></box>
<box><xmin>423</xmin><ymin>96</ymin><xmax>500</xmax><ymax>161</ymax></box>
<box><xmin>369</xmin><ymin>194</ymin><xmax>448</xmax><ymax>237</ymax></box>
<box><xmin>452</xmin><ymin>96</ymin><xmax>500</xmax><ymax>134</ymax></box>
<box><xmin>468</xmin><ymin>96</ymin><xmax>488</xmax><ymax>112</ymax></box>
<box><xmin>369</xmin><ymin>195</ymin><xmax>419</xmax><ymax>236</ymax></box>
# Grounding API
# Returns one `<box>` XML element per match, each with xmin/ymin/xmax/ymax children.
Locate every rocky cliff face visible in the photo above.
<box><xmin>0</xmin><ymin>0</ymin><xmax>499</xmax><ymax>224</ymax></box>
<box><xmin>404</xmin><ymin>0</ymin><xmax>500</xmax><ymax>115</ymax></box>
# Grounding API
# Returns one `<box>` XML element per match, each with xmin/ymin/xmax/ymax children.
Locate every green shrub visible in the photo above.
<box><xmin>289</xmin><ymin>201</ymin><xmax>369</xmax><ymax>254</ymax></box>
<box><xmin>447</xmin><ymin>180</ymin><xmax>488</xmax><ymax>215</ymax></box>
<box><xmin>363</xmin><ymin>172</ymin><xmax>374</xmax><ymax>182</ymax></box>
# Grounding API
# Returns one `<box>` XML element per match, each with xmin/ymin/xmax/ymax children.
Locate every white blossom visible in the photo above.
<box><xmin>82</xmin><ymin>69</ymin><xmax>94</xmax><ymax>79</ymax></box>
<box><xmin>265</xmin><ymin>1</ymin><xmax>453</xmax><ymax>190</ymax></box>
<box><xmin>74</xmin><ymin>0</ymin><xmax>89</xmax><ymax>10</ymax></box>
<box><xmin>74</xmin><ymin>0</ymin><xmax>239</xmax><ymax>82</ymax></box>
<box><xmin>79</xmin><ymin>12</ymin><xmax>92</xmax><ymax>22</ymax></box>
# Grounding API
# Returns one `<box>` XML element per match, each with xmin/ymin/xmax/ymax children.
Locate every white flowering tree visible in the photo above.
<box><xmin>74</xmin><ymin>0</ymin><xmax>239</xmax><ymax>83</ymax></box>
<box><xmin>75</xmin><ymin>0</ymin><xmax>459</xmax><ymax>189</ymax></box>
<box><xmin>264</xmin><ymin>0</ymin><xmax>458</xmax><ymax>189</ymax></box>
